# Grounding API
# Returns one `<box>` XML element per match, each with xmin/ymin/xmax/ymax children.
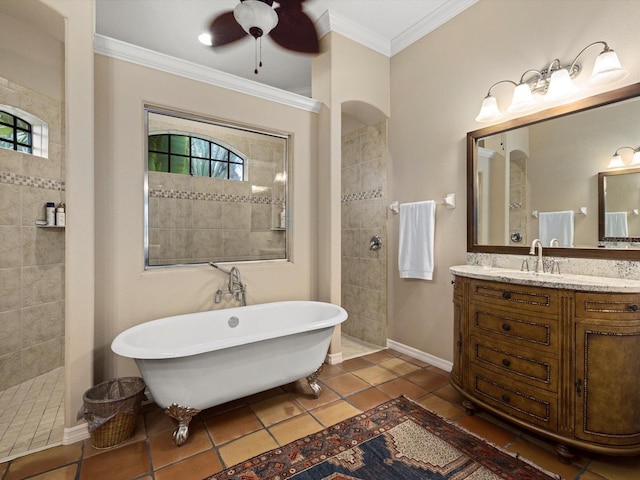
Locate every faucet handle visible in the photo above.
<box><xmin>521</xmin><ymin>258</ymin><xmax>529</xmax><ymax>272</ymax></box>
<box><xmin>551</xmin><ymin>260</ymin><xmax>561</xmax><ymax>275</ymax></box>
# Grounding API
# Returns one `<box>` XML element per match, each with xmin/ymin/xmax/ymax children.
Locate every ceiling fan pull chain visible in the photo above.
<box><xmin>259</xmin><ymin>37</ymin><xmax>263</xmax><ymax>68</ymax></box>
<box><xmin>254</xmin><ymin>38</ymin><xmax>259</xmax><ymax>74</ymax></box>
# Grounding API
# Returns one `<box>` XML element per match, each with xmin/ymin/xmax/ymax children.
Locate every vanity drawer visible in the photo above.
<box><xmin>471</xmin><ymin>335</ymin><xmax>557</xmax><ymax>392</ymax></box>
<box><xmin>575</xmin><ymin>292</ymin><xmax>640</xmax><ymax>320</ymax></box>
<box><xmin>469</xmin><ymin>279</ymin><xmax>558</xmax><ymax>315</ymax></box>
<box><xmin>469</xmin><ymin>304</ymin><xmax>558</xmax><ymax>353</ymax></box>
<box><xmin>470</xmin><ymin>369</ymin><xmax>557</xmax><ymax>431</ymax></box>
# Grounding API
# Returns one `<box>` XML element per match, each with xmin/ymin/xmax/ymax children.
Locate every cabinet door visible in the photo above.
<box><xmin>575</xmin><ymin>322</ymin><xmax>640</xmax><ymax>446</ymax></box>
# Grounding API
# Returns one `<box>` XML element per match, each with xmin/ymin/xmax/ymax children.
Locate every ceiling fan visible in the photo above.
<box><xmin>208</xmin><ymin>0</ymin><xmax>320</xmax><ymax>74</ymax></box>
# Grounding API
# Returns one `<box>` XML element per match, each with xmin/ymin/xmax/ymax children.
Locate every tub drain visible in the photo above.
<box><xmin>228</xmin><ymin>316</ymin><xmax>239</xmax><ymax>328</ymax></box>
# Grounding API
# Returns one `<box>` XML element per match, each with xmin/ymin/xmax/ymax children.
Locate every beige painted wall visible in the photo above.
<box><xmin>94</xmin><ymin>56</ymin><xmax>317</xmax><ymax>381</ymax></box>
<box><xmin>32</xmin><ymin>0</ymin><xmax>97</xmax><ymax>433</ymax></box>
<box><xmin>388</xmin><ymin>0</ymin><xmax>640</xmax><ymax>362</ymax></box>
<box><xmin>312</xmin><ymin>32</ymin><xmax>390</xmax><ymax>355</ymax></box>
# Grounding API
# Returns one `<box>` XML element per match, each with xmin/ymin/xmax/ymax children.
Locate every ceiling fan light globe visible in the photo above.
<box><xmin>234</xmin><ymin>0</ymin><xmax>279</xmax><ymax>38</ymax></box>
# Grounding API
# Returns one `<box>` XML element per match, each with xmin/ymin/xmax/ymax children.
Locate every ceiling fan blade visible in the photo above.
<box><xmin>270</xmin><ymin>7</ymin><xmax>319</xmax><ymax>54</ymax></box>
<box><xmin>209</xmin><ymin>10</ymin><xmax>247</xmax><ymax>47</ymax></box>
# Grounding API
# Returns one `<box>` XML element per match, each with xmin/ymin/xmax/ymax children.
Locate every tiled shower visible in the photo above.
<box><xmin>341</xmin><ymin>121</ymin><xmax>388</xmax><ymax>347</ymax></box>
<box><xmin>0</xmin><ymin>76</ymin><xmax>66</xmax><ymax>459</ymax></box>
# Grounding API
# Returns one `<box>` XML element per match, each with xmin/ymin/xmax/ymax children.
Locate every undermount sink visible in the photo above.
<box><xmin>450</xmin><ymin>265</ymin><xmax>640</xmax><ymax>293</ymax></box>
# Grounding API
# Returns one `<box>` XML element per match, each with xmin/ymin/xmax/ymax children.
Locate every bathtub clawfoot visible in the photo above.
<box><xmin>164</xmin><ymin>404</ymin><xmax>201</xmax><ymax>446</ymax></box>
<box><xmin>306</xmin><ymin>364</ymin><xmax>324</xmax><ymax>398</ymax></box>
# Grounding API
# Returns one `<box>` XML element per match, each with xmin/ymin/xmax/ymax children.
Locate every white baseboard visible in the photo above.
<box><xmin>325</xmin><ymin>352</ymin><xmax>343</xmax><ymax>365</ymax></box>
<box><xmin>387</xmin><ymin>339</ymin><xmax>452</xmax><ymax>372</ymax></box>
<box><xmin>63</xmin><ymin>423</ymin><xmax>90</xmax><ymax>445</ymax></box>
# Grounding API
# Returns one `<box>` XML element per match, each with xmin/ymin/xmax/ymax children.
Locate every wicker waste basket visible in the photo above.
<box><xmin>78</xmin><ymin>377</ymin><xmax>145</xmax><ymax>449</ymax></box>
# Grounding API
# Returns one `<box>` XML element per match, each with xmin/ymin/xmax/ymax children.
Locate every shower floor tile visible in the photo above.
<box><xmin>341</xmin><ymin>334</ymin><xmax>383</xmax><ymax>360</ymax></box>
<box><xmin>0</xmin><ymin>367</ymin><xmax>65</xmax><ymax>462</ymax></box>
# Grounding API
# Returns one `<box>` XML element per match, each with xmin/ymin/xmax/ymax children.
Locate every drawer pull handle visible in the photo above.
<box><xmin>630</xmin><ymin>304</ymin><xmax>638</xmax><ymax>312</ymax></box>
<box><xmin>502</xmin><ymin>291</ymin><xmax>511</xmax><ymax>300</ymax></box>
<box><xmin>502</xmin><ymin>358</ymin><xmax>511</xmax><ymax>367</ymax></box>
<box><xmin>501</xmin><ymin>394</ymin><xmax>511</xmax><ymax>403</ymax></box>
<box><xmin>501</xmin><ymin>323</ymin><xmax>511</xmax><ymax>332</ymax></box>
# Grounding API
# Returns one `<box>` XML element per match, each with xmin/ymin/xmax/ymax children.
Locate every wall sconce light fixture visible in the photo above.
<box><xmin>608</xmin><ymin>146</ymin><xmax>640</xmax><ymax>169</ymax></box>
<box><xmin>475</xmin><ymin>41</ymin><xmax>628</xmax><ymax>122</ymax></box>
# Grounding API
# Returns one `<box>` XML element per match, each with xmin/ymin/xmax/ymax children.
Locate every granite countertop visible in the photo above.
<box><xmin>450</xmin><ymin>265</ymin><xmax>640</xmax><ymax>293</ymax></box>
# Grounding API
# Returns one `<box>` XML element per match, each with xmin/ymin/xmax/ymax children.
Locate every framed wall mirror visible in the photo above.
<box><xmin>144</xmin><ymin>106</ymin><xmax>290</xmax><ymax>268</ymax></box>
<box><xmin>467</xmin><ymin>82</ymin><xmax>640</xmax><ymax>259</ymax></box>
<box><xmin>598</xmin><ymin>168</ymin><xmax>640</xmax><ymax>244</ymax></box>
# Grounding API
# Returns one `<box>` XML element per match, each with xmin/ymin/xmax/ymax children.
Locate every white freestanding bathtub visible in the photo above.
<box><xmin>111</xmin><ymin>301</ymin><xmax>347</xmax><ymax>445</ymax></box>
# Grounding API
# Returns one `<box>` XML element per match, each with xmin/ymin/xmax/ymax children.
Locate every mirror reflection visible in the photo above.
<box><xmin>145</xmin><ymin>107</ymin><xmax>289</xmax><ymax>268</ymax></box>
<box><xmin>598</xmin><ymin>168</ymin><xmax>640</xmax><ymax>244</ymax></box>
<box><xmin>469</xmin><ymin>83</ymin><xmax>640</xmax><ymax>256</ymax></box>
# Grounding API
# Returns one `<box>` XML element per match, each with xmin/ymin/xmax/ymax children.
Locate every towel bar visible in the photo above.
<box><xmin>389</xmin><ymin>193</ymin><xmax>456</xmax><ymax>214</ymax></box>
<box><xmin>532</xmin><ymin>207</ymin><xmax>587</xmax><ymax>218</ymax></box>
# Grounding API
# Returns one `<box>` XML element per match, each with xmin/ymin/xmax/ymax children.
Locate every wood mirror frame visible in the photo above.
<box><xmin>467</xmin><ymin>82</ymin><xmax>640</xmax><ymax>260</ymax></box>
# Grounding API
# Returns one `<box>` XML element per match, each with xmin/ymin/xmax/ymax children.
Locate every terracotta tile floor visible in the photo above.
<box><xmin>2</xmin><ymin>349</ymin><xmax>639</xmax><ymax>480</ymax></box>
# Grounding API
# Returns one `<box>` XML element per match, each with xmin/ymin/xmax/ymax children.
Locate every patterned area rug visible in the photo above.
<box><xmin>204</xmin><ymin>396</ymin><xmax>558</xmax><ymax>480</ymax></box>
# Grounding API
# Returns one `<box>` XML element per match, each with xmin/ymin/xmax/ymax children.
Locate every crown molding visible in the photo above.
<box><xmin>317</xmin><ymin>1</ymin><xmax>478</xmax><ymax>58</ymax></box>
<box><xmin>93</xmin><ymin>34</ymin><xmax>322</xmax><ymax>113</ymax></box>
<box><xmin>316</xmin><ymin>10</ymin><xmax>390</xmax><ymax>57</ymax></box>
<box><xmin>391</xmin><ymin>0</ymin><xmax>479</xmax><ymax>55</ymax></box>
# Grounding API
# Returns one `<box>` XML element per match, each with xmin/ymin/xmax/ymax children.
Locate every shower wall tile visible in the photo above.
<box><xmin>0</xmin><ymin>310</ymin><xmax>21</xmax><ymax>354</ymax></box>
<box><xmin>22</xmin><ymin>302</ymin><xmax>64</xmax><ymax>348</ymax></box>
<box><xmin>0</xmin><ymin>227</ymin><xmax>22</xmax><ymax>268</ymax></box>
<box><xmin>22</xmin><ymin>226</ymin><xmax>65</xmax><ymax>266</ymax></box>
<box><xmin>193</xmin><ymin>200</ymin><xmax>223</xmax><ymax>229</ymax></box>
<box><xmin>191</xmin><ymin>229</ymin><xmax>223</xmax><ymax>259</ymax></box>
<box><xmin>158</xmin><ymin>198</ymin><xmax>192</xmax><ymax>229</ymax></box>
<box><xmin>22</xmin><ymin>265</ymin><xmax>64</xmax><ymax>308</ymax></box>
<box><xmin>0</xmin><ymin>75</ymin><xmax>64</xmax><ymax>389</ymax></box>
<box><xmin>251</xmin><ymin>204</ymin><xmax>272</xmax><ymax>230</ymax></box>
<box><xmin>22</xmin><ymin>339</ymin><xmax>63</xmax><ymax>380</ymax></box>
<box><xmin>0</xmin><ymin>351</ymin><xmax>21</xmax><ymax>392</ymax></box>
<box><xmin>222</xmin><ymin>230</ymin><xmax>251</xmax><ymax>258</ymax></box>
<box><xmin>0</xmin><ymin>268</ymin><xmax>22</xmax><ymax>312</ymax></box>
<box><xmin>223</xmin><ymin>203</ymin><xmax>251</xmax><ymax>229</ymax></box>
<box><xmin>341</xmin><ymin>121</ymin><xmax>388</xmax><ymax>348</ymax></box>
<box><xmin>0</xmin><ymin>184</ymin><xmax>21</xmax><ymax>226</ymax></box>
<box><xmin>22</xmin><ymin>186</ymin><xmax>62</xmax><ymax>227</ymax></box>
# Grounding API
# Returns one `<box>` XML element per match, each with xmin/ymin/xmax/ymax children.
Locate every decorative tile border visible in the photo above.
<box><xmin>342</xmin><ymin>189</ymin><xmax>384</xmax><ymax>202</ymax></box>
<box><xmin>0</xmin><ymin>171</ymin><xmax>64</xmax><ymax>191</ymax></box>
<box><xmin>149</xmin><ymin>188</ymin><xmax>283</xmax><ymax>205</ymax></box>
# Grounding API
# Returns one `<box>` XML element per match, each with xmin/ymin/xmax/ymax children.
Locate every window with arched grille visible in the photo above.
<box><xmin>148</xmin><ymin>133</ymin><xmax>245</xmax><ymax>180</ymax></box>
<box><xmin>0</xmin><ymin>110</ymin><xmax>32</xmax><ymax>154</ymax></box>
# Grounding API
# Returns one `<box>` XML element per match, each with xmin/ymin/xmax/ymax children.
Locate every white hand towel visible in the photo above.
<box><xmin>605</xmin><ymin>212</ymin><xmax>629</xmax><ymax>237</ymax></box>
<box><xmin>539</xmin><ymin>211</ymin><xmax>574</xmax><ymax>247</ymax></box>
<box><xmin>398</xmin><ymin>200</ymin><xmax>436</xmax><ymax>280</ymax></box>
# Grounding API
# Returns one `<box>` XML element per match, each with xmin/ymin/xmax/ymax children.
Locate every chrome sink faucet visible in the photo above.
<box><xmin>529</xmin><ymin>238</ymin><xmax>544</xmax><ymax>273</ymax></box>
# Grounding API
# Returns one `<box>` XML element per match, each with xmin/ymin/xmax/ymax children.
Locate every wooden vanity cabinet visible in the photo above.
<box><xmin>451</xmin><ymin>276</ymin><xmax>640</xmax><ymax>461</ymax></box>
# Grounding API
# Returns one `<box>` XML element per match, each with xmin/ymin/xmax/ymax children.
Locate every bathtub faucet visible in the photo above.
<box><xmin>210</xmin><ymin>263</ymin><xmax>247</xmax><ymax>306</ymax></box>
